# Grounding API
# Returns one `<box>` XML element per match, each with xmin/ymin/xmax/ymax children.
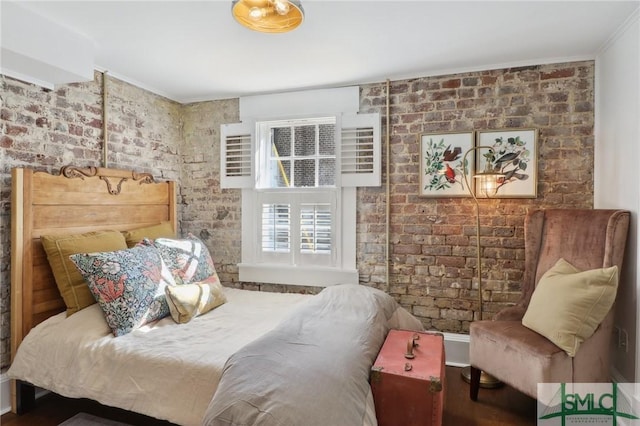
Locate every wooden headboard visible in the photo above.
<box><xmin>10</xmin><ymin>166</ymin><xmax>177</xmax><ymax>359</ymax></box>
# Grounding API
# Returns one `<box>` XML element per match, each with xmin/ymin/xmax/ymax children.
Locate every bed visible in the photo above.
<box><xmin>7</xmin><ymin>166</ymin><xmax>423</xmax><ymax>426</ymax></box>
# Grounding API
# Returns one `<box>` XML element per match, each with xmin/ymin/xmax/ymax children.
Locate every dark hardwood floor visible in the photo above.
<box><xmin>2</xmin><ymin>366</ymin><xmax>536</xmax><ymax>425</ymax></box>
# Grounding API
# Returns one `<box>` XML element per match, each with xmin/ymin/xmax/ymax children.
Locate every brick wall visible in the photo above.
<box><xmin>0</xmin><ymin>60</ymin><xmax>594</xmax><ymax>368</ymax></box>
<box><xmin>357</xmin><ymin>62</ymin><xmax>594</xmax><ymax>332</ymax></box>
<box><xmin>0</xmin><ymin>72</ymin><xmax>183</xmax><ymax>367</ymax></box>
<box><xmin>180</xmin><ymin>100</ymin><xmax>241</xmax><ymax>285</ymax></box>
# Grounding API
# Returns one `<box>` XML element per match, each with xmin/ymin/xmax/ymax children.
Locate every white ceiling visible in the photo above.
<box><xmin>7</xmin><ymin>0</ymin><xmax>640</xmax><ymax>103</ymax></box>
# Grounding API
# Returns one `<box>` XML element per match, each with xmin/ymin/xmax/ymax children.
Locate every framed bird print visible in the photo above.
<box><xmin>476</xmin><ymin>128</ymin><xmax>538</xmax><ymax>198</ymax></box>
<box><xmin>420</xmin><ymin>131</ymin><xmax>475</xmax><ymax>197</ymax></box>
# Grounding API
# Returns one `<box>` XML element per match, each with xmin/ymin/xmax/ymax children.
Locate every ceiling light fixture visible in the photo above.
<box><xmin>232</xmin><ymin>0</ymin><xmax>304</xmax><ymax>33</ymax></box>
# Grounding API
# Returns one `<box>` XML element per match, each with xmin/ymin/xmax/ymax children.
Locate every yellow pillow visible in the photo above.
<box><xmin>522</xmin><ymin>258</ymin><xmax>618</xmax><ymax>357</ymax></box>
<box><xmin>165</xmin><ymin>278</ymin><xmax>227</xmax><ymax>324</ymax></box>
<box><xmin>41</xmin><ymin>230</ymin><xmax>128</xmax><ymax>315</ymax></box>
<box><xmin>122</xmin><ymin>221</ymin><xmax>175</xmax><ymax>248</ymax></box>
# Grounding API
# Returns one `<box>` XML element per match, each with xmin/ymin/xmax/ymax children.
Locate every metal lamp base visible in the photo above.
<box><xmin>460</xmin><ymin>366</ymin><xmax>503</xmax><ymax>389</ymax></box>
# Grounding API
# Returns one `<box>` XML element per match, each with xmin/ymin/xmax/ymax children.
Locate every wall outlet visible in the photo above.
<box><xmin>619</xmin><ymin>327</ymin><xmax>629</xmax><ymax>352</ymax></box>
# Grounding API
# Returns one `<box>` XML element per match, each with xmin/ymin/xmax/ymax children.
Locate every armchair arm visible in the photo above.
<box><xmin>493</xmin><ymin>305</ymin><xmax>527</xmax><ymax>321</ymax></box>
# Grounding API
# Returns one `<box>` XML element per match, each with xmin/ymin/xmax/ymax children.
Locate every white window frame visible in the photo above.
<box><xmin>220</xmin><ymin>88</ymin><xmax>379</xmax><ymax>287</ymax></box>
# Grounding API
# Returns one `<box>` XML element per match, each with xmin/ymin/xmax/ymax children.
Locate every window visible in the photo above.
<box><xmin>256</xmin><ymin>118</ymin><xmax>337</xmax><ymax>269</ymax></box>
<box><xmin>221</xmin><ymin>99</ymin><xmax>380</xmax><ymax>287</ymax></box>
<box><xmin>258</xmin><ymin>118</ymin><xmax>336</xmax><ymax>189</ymax></box>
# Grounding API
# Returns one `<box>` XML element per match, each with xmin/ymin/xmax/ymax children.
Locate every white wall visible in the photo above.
<box><xmin>1</xmin><ymin>2</ymin><xmax>94</xmax><ymax>88</ymax></box>
<box><xmin>594</xmin><ymin>8</ymin><xmax>640</xmax><ymax>383</ymax></box>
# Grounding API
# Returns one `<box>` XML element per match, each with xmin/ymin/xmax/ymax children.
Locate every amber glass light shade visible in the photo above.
<box><xmin>232</xmin><ymin>0</ymin><xmax>304</xmax><ymax>33</ymax></box>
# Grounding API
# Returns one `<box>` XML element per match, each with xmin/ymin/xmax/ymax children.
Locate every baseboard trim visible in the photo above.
<box><xmin>1</xmin><ymin>373</ymin><xmax>49</xmax><ymax>415</ymax></box>
<box><xmin>443</xmin><ymin>332</ymin><xmax>470</xmax><ymax>367</ymax></box>
<box><xmin>1</xmin><ymin>372</ymin><xmax>10</xmax><ymax>415</ymax></box>
<box><xmin>611</xmin><ymin>366</ymin><xmax>627</xmax><ymax>384</ymax></box>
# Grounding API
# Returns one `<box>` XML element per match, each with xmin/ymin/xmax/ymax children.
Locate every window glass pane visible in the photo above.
<box><xmin>269</xmin><ymin>159</ymin><xmax>291</xmax><ymax>187</ymax></box>
<box><xmin>272</xmin><ymin>127</ymin><xmax>291</xmax><ymax>156</ymax></box>
<box><xmin>261</xmin><ymin>119</ymin><xmax>337</xmax><ymax>190</ymax></box>
<box><xmin>294</xmin><ymin>159</ymin><xmax>316</xmax><ymax>187</ymax></box>
<box><xmin>294</xmin><ymin>125</ymin><xmax>316</xmax><ymax>156</ymax></box>
<box><xmin>319</xmin><ymin>124</ymin><xmax>335</xmax><ymax>155</ymax></box>
<box><xmin>261</xmin><ymin>204</ymin><xmax>290</xmax><ymax>252</ymax></box>
<box><xmin>300</xmin><ymin>204</ymin><xmax>332</xmax><ymax>254</ymax></box>
<box><xmin>319</xmin><ymin>158</ymin><xmax>335</xmax><ymax>186</ymax></box>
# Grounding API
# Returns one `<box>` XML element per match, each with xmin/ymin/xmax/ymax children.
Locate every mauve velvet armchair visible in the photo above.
<box><xmin>469</xmin><ymin>209</ymin><xmax>630</xmax><ymax>400</ymax></box>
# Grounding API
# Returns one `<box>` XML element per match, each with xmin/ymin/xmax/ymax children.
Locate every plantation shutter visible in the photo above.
<box><xmin>339</xmin><ymin>112</ymin><xmax>381</xmax><ymax>187</ymax></box>
<box><xmin>220</xmin><ymin>121</ymin><xmax>254</xmax><ymax>189</ymax></box>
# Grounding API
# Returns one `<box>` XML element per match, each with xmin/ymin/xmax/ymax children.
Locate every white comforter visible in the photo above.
<box><xmin>8</xmin><ymin>285</ymin><xmax>422</xmax><ymax>426</ymax></box>
<box><xmin>8</xmin><ymin>287</ymin><xmax>312</xmax><ymax>425</ymax></box>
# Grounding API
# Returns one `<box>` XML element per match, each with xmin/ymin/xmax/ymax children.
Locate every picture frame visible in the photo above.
<box><xmin>475</xmin><ymin>128</ymin><xmax>538</xmax><ymax>198</ymax></box>
<box><xmin>419</xmin><ymin>131</ymin><xmax>475</xmax><ymax>197</ymax></box>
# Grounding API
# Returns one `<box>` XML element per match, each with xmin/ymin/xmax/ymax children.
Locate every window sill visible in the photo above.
<box><xmin>238</xmin><ymin>263</ymin><xmax>358</xmax><ymax>287</ymax></box>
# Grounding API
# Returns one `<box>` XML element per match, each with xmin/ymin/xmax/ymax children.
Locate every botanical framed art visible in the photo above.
<box><xmin>420</xmin><ymin>131</ymin><xmax>474</xmax><ymax>197</ymax></box>
<box><xmin>476</xmin><ymin>128</ymin><xmax>538</xmax><ymax>198</ymax></box>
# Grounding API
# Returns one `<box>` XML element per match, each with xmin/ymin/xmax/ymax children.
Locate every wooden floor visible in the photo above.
<box><xmin>2</xmin><ymin>366</ymin><xmax>536</xmax><ymax>425</ymax></box>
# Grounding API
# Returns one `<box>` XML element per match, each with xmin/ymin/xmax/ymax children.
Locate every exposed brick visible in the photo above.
<box><xmin>541</xmin><ymin>68</ymin><xmax>576</xmax><ymax>80</ymax></box>
<box><xmin>462</xmin><ymin>77</ymin><xmax>479</xmax><ymax>87</ymax></box>
<box><xmin>35</xmin><ymin>117</ymin><xmax>49</xmax><ymax>128</ymax></box>
<box><xmin>458</xmin><ymin>88</ymin><xmax>475</xmax><ymax>98</ymax></box>
<box><xmin>477</xmin><ymin>87</ymin><xmax>495</xmax><ymax>98</ymax></box>
<box><xmin>430</xmin><ymin>90</ymin><xmax>456</xmax><ymax>101</ymax></box>
<box><xmin>0</xmin><ymin>136</ymin><xmax>13</xmax><ymax>148</ymax></box>
<box><xmin>5</xmin><ymin>124</ymin><xmax>28</xmax><ymax>136</ymax></box>
<box><xmin>442</xmin><ymin>79</ymin><xmax>461</xmax><ymax>89</ymax></box>
<box><xmin>401</xmin><ymin>113</ymin><xmax>424</xmax><ymax>123</ymax></box>
<box><xmin>548</xmin><ymin>92</ymin><xmax>569</xmax><ymax>103</ymax></box>
<box><xmin>0</xmin><ymin>109</ymin><xmax>13</xmax><ymax>121</ymax></box>
<box><xmin>68</xmin><ymin>124</ymin><xmax>83</xmax><ymax>136</ymax></box>
<box><xmin>481</xmin><ymin>76</ymin><xmax>498</xmax><ymax>85</ymax></box>
<box><xmin>574</xmin><ymin>102</ymin><xmax>593</xmax><ymax>113</ymax></box>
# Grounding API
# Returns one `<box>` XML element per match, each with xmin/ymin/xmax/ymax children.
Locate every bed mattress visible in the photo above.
<box><xmin>8</xmin><ymin>287</ymin><xmax>312</xmax><ymax>426</ymax></box>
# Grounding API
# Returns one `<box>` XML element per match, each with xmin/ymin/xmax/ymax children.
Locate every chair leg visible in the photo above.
<box><xmin>470</xmin><ymin>366</ymin><xmax>481</xmax><ymax>401</ymax></box>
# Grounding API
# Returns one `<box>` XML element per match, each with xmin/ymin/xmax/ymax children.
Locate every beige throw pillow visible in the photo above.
<box><xmin>165</xmin><ymin>278</ymin><xmax>227</xmax><ymax>323</ymax></box>
<box><xmin>41</xmin><ymin>230</ymin><xmax>128</xmax><ymax>315</ymax></box>
<box><xmin>522</xmin><ymin>258</ymin><xmax>618</xmax><ymax>357</ymax></box>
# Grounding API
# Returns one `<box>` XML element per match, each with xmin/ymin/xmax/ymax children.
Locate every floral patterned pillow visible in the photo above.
<box><xmin>143</xmin><ymin>234</ymin><xmax>219</xmax><ymax>285</ymax></box>
<box><xmin>70</xmin><ymin>245</ymin><xmax>175</xmax><ymax>336</ymax></box>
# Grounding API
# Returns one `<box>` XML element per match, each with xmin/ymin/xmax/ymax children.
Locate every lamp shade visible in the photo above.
<box><xmin>474</xmin><ymin>171</ymin><xmax>504</xmax><ymax>198</ymax></box>
<box><xmin>232</xmin><ymin>0</ymin><xmax>304</xmax><ymax>33</ymax></box>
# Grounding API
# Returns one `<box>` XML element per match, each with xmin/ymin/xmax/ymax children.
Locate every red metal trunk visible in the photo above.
<box><xmin>370</xmin><ymin>330</ymin><xmax>445</xmax><ymax>426</ymax></box>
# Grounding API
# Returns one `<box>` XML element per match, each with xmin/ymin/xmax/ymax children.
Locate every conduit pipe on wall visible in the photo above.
<box><xmin>102</xmin><ymin>71</ymin><xmax>108</xmax><ymax>168</ymax></box>
<box><xmin>385</xmin><ymin>79</ymin><xmax>391</xmax><ymax>293</ymax></box>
